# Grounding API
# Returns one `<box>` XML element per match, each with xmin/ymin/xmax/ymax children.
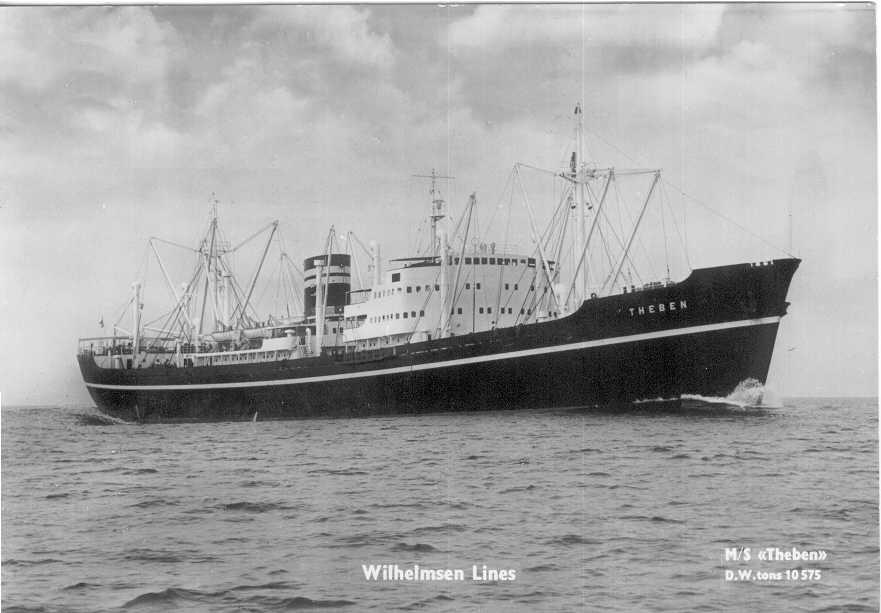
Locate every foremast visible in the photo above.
<box><xmin>554</xmin><ymin>103</ymin><xmax>663</xmax><ymax>310</ymax></box>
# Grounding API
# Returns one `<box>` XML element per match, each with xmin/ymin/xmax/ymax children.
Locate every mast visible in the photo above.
<box><xmin>222</xmin><ymin>272</ymin><xmax>232</xmax><ymax>329</ymax></box>
<box><xmin>439</xmin><ymin>229</ymin><xmax>449</xmax><ymax>338</ymax></box>
<box><xmin>574</xmin><ymin>103</ymin><xmax>587</xmax><ymax>304</ymax></box>
<box><xmin>131</xmin><ymin>281</ymin><xmax>141</xmax><ymax>366</ymax></box>
<box><xmin>564</xmin><ymin>169</ymin><xmax>614</xmax><ymax>306</ymax></box>
<box><xmin>413</xmin><ymin>169</ymin><xmax>454</xmax><ymax>255</ymax></box>
<box><xmin>209</xmin><ymin>196</ymin><xmax>219</xmax><ymax>331</ymax></box>
<box><xmin>182</xmin><ymin>283</ymin><xmax>194</xmax><ymax>344</ymax></box>
<box><xmin>314</xmin><ymin>257</ymin><xmax>323</xmax><ymax>356</ymax></box>
<box><xmin>371</xmin><ymin>241</ymin><xmax>382</xmax><ymax>286</ymax></box>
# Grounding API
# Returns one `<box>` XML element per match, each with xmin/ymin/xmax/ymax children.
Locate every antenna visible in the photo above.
<box><xmin>210</xmin><ymin>192</ymin><xmax>219</xmax><ymax>221</ymax></box>
<box><xmin>413</xmin><ymin>169</ymin><xmax>455</xmax><ymax>255</ymax></box>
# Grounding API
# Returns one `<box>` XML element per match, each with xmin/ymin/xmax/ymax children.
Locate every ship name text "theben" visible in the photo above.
<box><xmin>628</xmin><ymin>300</ymin><xmax>688</xmax><ymax>317</ymax></box>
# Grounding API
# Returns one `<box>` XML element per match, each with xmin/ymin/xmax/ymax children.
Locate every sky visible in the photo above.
<box><xmin>0</xmin><ymin>3</ymin><xmax>876</xmax><ymax>405</ymax></box>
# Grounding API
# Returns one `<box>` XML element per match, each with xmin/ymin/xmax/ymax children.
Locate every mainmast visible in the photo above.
<box><xmin>413</xmin><ymin>169</ymin><xmax>454</xmax><ymax>255</ymax></box>
<box><xmin>574</xmin><ymin>103</ymin><xmax>587</xmax><ymax>304</ymax></box>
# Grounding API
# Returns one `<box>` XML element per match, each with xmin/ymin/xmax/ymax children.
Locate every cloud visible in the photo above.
<box><xmin>0</xmin><ymin>7</ymin><xmax>177</xmax><ymax>91</ymax></box>
<box><xmin>251</xmin><ymin>6</ymin><xmax>394</xmax><ymax>69</ymax></box>
<box><xmin>0</xmin><ymin>6</ymin><xmax>186</xmax><ymax>205</ymax></box>
<box><xmin>447</xmin><ymin>4</ymin><xmax>725</xmax><ymax>54</ymax></box>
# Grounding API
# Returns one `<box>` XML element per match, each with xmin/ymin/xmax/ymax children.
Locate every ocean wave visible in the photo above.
<box><xmin>499</xmin><ymin>484</ymin><xmax>537</xmax><ymax>494</ymax></box>
<box><xmin>3</xmin><ymin>558</ymin><xmax>63</xmax><ymax>566</ymax></box>
<box><xmin>390</xmin><ymin>542</ymin><xmax>438</xmax><ymax>553</ymax></box>
<box><xmin>121</xmin><ymin>587</ymin><xmax>355</xmax><ymax>611</ymax></box>
<box><xmin>74</xmin><ymin>412</ymin><xmax>133</xmax><ymax>426</ymax></box>
<box><xmin>121</xmin><ymin>549</ymin><xmax>186</xmax><ymax>564</ymax></box>
<box><xmin>399</xmin><ymin>594</ymin><xmax>456</xmax><ymax>610</ymax></box>
<box><xmin>305</xmin><ymin>468</ymin><xmax>369</xmax><ymax>476</ymax></box>
<box><xmin>620</xmin><ymin>514</ymin><xmax>686</xmax><ymax>524</ymax></box>
<box><xmin>368</xmin><ymin>502</ymin><xmax>425</xmax><ymax>509</ymax></box>
<box><xmin>226</xmin><ymin>581</ymin><xmax>294</xmax><ymax>592</ymax></box>
<box><xmin>546</xmin><ymin>534</ymin><xmax>601</xmax><ymax>546</ymax></box>
<box><xmin>222</xmin><ymin>501</ymin><xmax>294</xmax><ymax>513</ymax></box>
<box><xmin>408</xmin><ymin>523</ymin><xmax>467</xmax><ymax>535</ymax></box>
<box><xmin>263</xmin><ymin>596</ymin><xmax>355</xmax><ymax>610</ymax></box>
<box><xmin>62</xmin><ymin>581</ymin><xmax>101</xmax><ymax>590</ymax></box>
<box><xmin>128</xmin><ymin>499</ymin><xmax>176</xmax><ymax>509</ymax></box>
<box><xmin>122</xmin><ymin>587</ymin><xmax>205</xmax><ymax>607</ymax></box>
<box><xmin>524</xmin><ymin>564</ymin><xmax>561</xmax><ymax>572</ymax></box>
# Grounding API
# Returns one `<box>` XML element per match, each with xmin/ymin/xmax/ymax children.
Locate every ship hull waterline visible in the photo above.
<box><xmin>83</xmin><ymin>320</ymin><xmax>780</xmax><ymax>422</ymax></box>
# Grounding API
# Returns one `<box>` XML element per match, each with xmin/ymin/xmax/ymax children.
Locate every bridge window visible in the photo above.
<box><xmin>505</xmin><ymin>283</ymin><xmax>509</xmax><ymax>290</ymax></box>
<box><xmin>419</xmin><ymin>310</ymin><xmax>425</xmax><ymax>317</ymax></box>
<box><xmin>465</xmin><ymin>257</ymin><xmax>472</xmax><ymax>264</ymax></box>
<box><xmin>466</xmin><ymin>282</ymin><xmax>471</xmax><ymax>289</ymax></box>
<box><xmin>514</xmin><ymin>283</ymin><xmax>518</xmax><ymax>290</ymax></box>
<box><xmin>457</xmin><ymin>307</ymin><xmax>463</xmax><ymax>314</ymax></box>
<box><xmin>479</xmin><ymin>307</ymin><xmax>484</xmax><ymax>314</ymax></box>
<box><xmin>435</xmin><ymin>284</ymin><xmax>440</xmax><ymax>291</ymax></box>
<box><xmin>481</xmin><ymin>257</ymin><xmax>487</xmax><ymax>264</ymax></box>
<box><xmin>489</xmin><ymin>258</ymin><xmax>495</xmax><ymax>264</ymax></box>
<box><xmin>411</xmin><ymin>311</ymin><xmax>416</xmax><ymax>318</ymax></box>
<box><xmin>406</xmin><ymin>286</ymin><xmax>412</xmax><ymax>293</ymax></box>
<box><xmin>508</xmin><ymin>307</ymin><xmax>513</xmax><ymax>314</ymax></box>
<box><xmin>403</xmin><ymin>312</ymin><xmax>408</xmax><ymax>319</ymax></box>
<box><xmin>476</xmin><ymin>283</ymin><xmax>481</xmax><ymax>290</ymax></box>
<box><xmin>392</xmin><ymin>273</ymin><xmax>400</xmax><ymax>282</ymax></box>
<box><xmin>396</xmin><ymin>313</ymin><xmax>400</xmax><ymax>319</ymax></box>
<box><xmin>487</xmin><ymin>307</ymin><xmax>492</xmax><ymax>314</ymax></box>
<box><xmin>415</xmin><ymin>286</ymin><xmax>421</xmax><ymax>293</ymax></box>
<box><xmin>454</xmin><ymin>257</ymin><xmax>460</xmax><ymax>264</ymax></box>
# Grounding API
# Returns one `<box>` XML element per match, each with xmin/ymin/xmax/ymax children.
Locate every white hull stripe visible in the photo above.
<box><xmin>85</xmin><ymin>316</ymin><xmax>781</xmax><ymax>391</ymax></box>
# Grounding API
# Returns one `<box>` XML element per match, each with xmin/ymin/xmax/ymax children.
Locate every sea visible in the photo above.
<box><xmin>2</xmin><ymin>394</ymin><xmax>878</xmax><ymax>612</ymax></box>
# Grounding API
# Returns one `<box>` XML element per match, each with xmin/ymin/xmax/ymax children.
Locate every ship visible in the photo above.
<box><xmin>77</xmin><ymin>105</ymin><xmax>800</xmax><ymax>422</ymax></box>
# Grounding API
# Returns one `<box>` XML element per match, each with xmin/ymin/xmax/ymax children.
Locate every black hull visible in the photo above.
<box><xmin>79</xmin><ymin>259</ymin><xmax>799</xmax><ymax>422</ymax></box>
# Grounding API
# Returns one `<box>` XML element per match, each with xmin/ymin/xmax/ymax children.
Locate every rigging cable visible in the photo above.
<box><xmin>581</xmin><ymin>124</ymin><xmax>794</xmax><ymax>259</ymax></box>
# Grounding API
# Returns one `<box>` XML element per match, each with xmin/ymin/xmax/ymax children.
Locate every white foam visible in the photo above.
<box><xmin>682</xmin><ymin>378</ymin><xmax>778</xmax><ymax>409</ymax></box>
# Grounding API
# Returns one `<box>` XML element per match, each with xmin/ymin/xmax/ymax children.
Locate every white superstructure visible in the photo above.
<box><xmin>341</xmin><ymin>251</ymin><xmax>559</xmax><ymax>350</ymax></box>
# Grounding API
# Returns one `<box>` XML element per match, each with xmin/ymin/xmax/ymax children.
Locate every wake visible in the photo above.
<box><xmin>681</xmin><ymin>378</ymin><xmax>781</xmax><ymax>409</ymax></box>
<box><xmin>74</xmin><ymin>411</ymin><xmax>134</xmax><ymax>426</ymax></box>
<box><xmin>630</xmin><ymin>379</ymin><xmax>780</xmax><ymax>411</ymax></box>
